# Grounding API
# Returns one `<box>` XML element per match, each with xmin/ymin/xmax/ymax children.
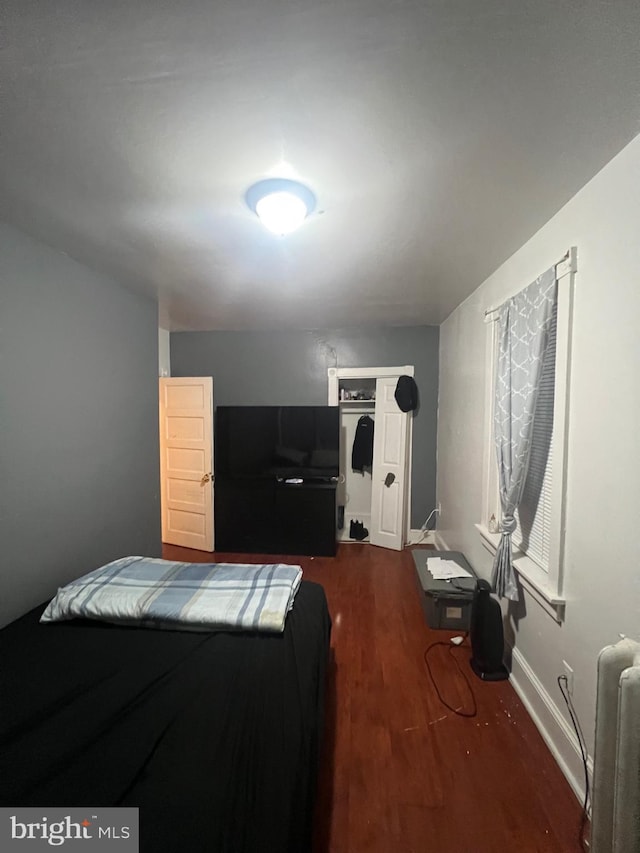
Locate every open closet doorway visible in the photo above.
<box><xmin>328</xmin><ymin>366</ymin><xmax>413</xmax><ymax>551</ymax></box>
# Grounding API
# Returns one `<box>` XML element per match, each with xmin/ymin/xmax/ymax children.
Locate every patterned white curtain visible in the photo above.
<box><xmin>492</xmin><ymin>267</ymin><xmax>558</xmax><ymax>599</ymax></box>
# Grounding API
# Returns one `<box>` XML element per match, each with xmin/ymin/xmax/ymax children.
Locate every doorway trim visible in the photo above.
<box><xmin>327</xmin><ymin>366</ymin><xmax>414</xmax><ymax>547</ymax></box>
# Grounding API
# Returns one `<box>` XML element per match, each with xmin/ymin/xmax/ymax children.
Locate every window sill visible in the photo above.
<box><xmin>475</xmin><ymin>524</ymin><xmax>565</xmax><ymax>622</ymax></box>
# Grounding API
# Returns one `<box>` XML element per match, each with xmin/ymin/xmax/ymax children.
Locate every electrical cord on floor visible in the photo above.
<box><xmin>423</xmin><ymin>636</ymin><xmax>477</xmax><ymax>718</ymax></box>
<box><xmin>557</xmin><ymin>674</ymin><xmax>590</xmax><ymax>851</ymax></box>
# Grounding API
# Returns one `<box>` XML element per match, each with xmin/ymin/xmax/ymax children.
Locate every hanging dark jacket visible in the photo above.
<box><xmin>352</xmin><ymin>415</ymin><xmax>374</xmax><ymax>473</ymax></box>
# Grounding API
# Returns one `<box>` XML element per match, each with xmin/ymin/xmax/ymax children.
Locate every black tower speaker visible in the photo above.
<box><xmin>470</xmin><ymin>579</ymin><xmax>509</xmax><ymax>681</ymax></box>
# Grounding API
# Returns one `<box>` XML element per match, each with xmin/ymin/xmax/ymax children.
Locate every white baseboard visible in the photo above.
<box><xmin>406</xmin><ymin>528</ymin><xmax>435</xmax><ymax>546</ymax></box>
<box><xmin>434</xmin><ymin>532</ymin><xmax>450</xmax><ymax>550</ymax></box>
<box><xmin>509</xmin><ymin>646</ymin><xmax>592</xmax><ymax>807</ymax></box>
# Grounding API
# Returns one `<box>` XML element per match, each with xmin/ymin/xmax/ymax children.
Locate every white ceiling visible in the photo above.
<box><xmin>2</xmin><ymin>1</ymin><xmax>639</xmax><ymax>331</ymax></box>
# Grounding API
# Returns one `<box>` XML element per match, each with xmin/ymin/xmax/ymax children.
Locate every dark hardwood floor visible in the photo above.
<box><xmin>163</xmin><ymin>542</ymin><xmax>584</xmax><ymax>853</ymax></box>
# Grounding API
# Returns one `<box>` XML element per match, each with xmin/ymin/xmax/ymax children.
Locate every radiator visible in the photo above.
<box><xmin>591</xmin><ymin>638</ymin><xmax>640</xmax><ymax>853</ymax></box>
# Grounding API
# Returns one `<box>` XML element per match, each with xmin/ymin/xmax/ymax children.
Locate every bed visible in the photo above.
<box><xmin>0</xmin><ymin>564</ymin><xmax>331</xmax><ymax>853</ymax></box>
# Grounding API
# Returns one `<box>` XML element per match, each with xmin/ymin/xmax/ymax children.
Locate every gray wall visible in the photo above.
<box><xmin>171</xmin><ymin>327</ymin><xmax>439</xmax><ymax>528</ymax></box>
<box><xmin>0</xmin><ymin>222</ymin><xmax>161</xmax><ymax>627</ymax></box>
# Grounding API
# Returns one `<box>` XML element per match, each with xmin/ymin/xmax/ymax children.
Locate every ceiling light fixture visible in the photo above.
<box><xmin>246</xmin><ymin>178</ymin><xmax>316</xmax><ymax>235</ymax></box>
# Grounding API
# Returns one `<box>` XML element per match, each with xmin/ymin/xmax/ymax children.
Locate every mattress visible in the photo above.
<box><xmin>0</xmin><ymin>579</ymin><xmax>331</xmax><ymax>853</ymax></box>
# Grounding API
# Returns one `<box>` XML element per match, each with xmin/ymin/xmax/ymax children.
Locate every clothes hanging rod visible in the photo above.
<box><xmin>483</xmin><ymin>247</ymin><xmax>577</xmax><ymax>317</ymax></box>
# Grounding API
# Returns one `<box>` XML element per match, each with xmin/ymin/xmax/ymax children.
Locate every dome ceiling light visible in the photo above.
<box><xmin>246</xmin><ymin>178</ymin><xmax>316</xmax><ymax>235</ymax></box>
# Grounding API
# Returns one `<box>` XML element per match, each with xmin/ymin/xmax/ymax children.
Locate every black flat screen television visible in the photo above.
<box><xmin>215</xmin><ymin>405</ymin><xmax>340</xmax><ymax>482</ymax></box>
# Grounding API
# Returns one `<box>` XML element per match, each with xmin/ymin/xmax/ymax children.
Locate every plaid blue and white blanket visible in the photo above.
<box><xmin>40</xmin><ymin>557</ymin><xmax>303</xmax><ymax>633</ymax></box>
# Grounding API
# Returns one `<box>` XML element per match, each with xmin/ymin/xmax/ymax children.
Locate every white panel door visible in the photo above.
<box><xmin>159</xmin><ymin>377</ymin><xmax>214</xmax><ymax>551</ymax></box>
<box><xmin>370</xmin><ymin>377</ymin><xmax>409</xmax><ymax>550</ymax></box>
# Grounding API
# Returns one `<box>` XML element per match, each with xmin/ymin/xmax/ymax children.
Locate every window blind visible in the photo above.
<box><xmin>513</xmin><ymin>304</ymin><xmax>557</xmax><ymax>572</ymax></box>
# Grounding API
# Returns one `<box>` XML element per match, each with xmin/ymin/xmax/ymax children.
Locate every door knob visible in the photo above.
<box><xmin>201</xmin><ymin>472</ymin><xmax>212</xmax><ymax>485</ymax></box>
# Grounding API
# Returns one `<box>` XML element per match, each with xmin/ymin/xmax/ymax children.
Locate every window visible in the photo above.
<box><xmin>477</xmin><ymin>250</ymin><xmax>576</xmax><ymax>619</ymax></box>
<box><xmin>512</xmin><ymin>302</ymin><xmax>556</xmax><ymax>572</ymax></box>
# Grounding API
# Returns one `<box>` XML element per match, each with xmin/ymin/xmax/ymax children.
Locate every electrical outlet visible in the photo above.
<box><xmin>562</xmin><ymin>660</ymin><xmax>574</xmax><ymax>695</ymax></box>
<box><xmin>437</xmin><ymin>502</ymin><xmax>442</xmax><ymax>515</ymax></box>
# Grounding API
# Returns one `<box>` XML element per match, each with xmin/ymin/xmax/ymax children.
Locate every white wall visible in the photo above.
<box><xmin>436</xmin><ymin>133</ymin><xmax>640</xmax><ymax>801</ymax></box>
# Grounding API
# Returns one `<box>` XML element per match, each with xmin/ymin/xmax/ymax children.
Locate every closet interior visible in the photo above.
<box><xmin>337</xmin><ymin>378</ymin><xmax>376</xmax><ymax>543</ymax></box>
<box><xmin>328</xmin><ymin>366</ymin><xmax>413</xmax><ymax>551</ymax></box>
